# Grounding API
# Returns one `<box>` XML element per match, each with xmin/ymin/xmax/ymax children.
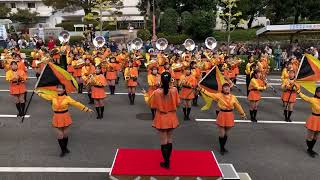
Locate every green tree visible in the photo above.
<box><xmin>190</xmin><ymin>10</ymin><xmax>216</xmax><ymax>40</ymax></box>
<box><xmin>137</xmin><ymin>29</ymin><xmax>152</xmax><ymax>41</ymax></box>
<box><xmin>42</xmin><ymin>0</ymin><xmax>123</xmax><ymax>15</ymax></box>
<box><xmin>10</xmin><ymin>8</ymin><xmax>39</xmax><ymax>24</ymax></box>
<box><xmin>160</xmin><ymin>8</ymin><xmax>179</xmax><ymax>34</ymax></box>
<box><xmin>237</xmin><ymin>0</ymin><xmax>269</xmax><ymax>28</ymax></box>
<box><xmin>0</xmin><ymin>4</ymin><xmax>11</xmax><ymax>18</ymax></box>
<box><xmin>181</xmin><ymin>11</ymin><xmax>193</xmax><ymax>34</ymax></box>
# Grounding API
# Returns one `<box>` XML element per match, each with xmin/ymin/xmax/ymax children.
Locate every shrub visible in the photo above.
<box><xmin>69</xmin><ymin>36</ymin><xmax>85</xmax><ymax>45</ymax></box>
<box><xmin>157</xmin><ymin>33</ymin><xmax>188</xmax><ymax>44</ymax></box>
<box><xmin>137</xmin><ymin>29</ymin><xmax>152</xmax><ymax>41</ymax></box>
<box><xmin>160</xmin><ymin>8</ymin><xmax>179</xmax><ymax>34</ymax></box>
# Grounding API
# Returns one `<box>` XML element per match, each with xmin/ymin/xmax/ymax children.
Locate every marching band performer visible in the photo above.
<box><xmin>124</xmin><ymin>61</ymin><xmax>139</xmax><ymax>105</ymax></box>
<box><xmin>81</xmin><ymin>58</ymin><xmax>96</xmax><ymax>104</ymax></box>
<box><xmin>90</xmin><ymin>66</ymin><xmax>107</xmax><ymax>119</ymax></box>
<box><xmin>6</xmin><ymin>61</ymin><xmax>28</xmax><ymax>116</ymax></box>
<box><xmin>71</xmin><ymin>56</ymin><xmax>85</xmax><ymax>93</ymax></box>
<box><xmin>147</xmin><ymin>66</ymin><xmax>161</xmax><ymax>118</ymax></box>
<box><xmin>143</xmin><ymin>72</ymin><xmax>180</xmax><ymax>169</ymax></box>
<box><xmin>35</xmin><ymin>84</ymin><xmax>92</xmax><ymax>157</ymax></box>
<box><xmin>248</xmin><ymin>70</ymin><xmax>267</xmax><ymax>122</ymax></box>
<box><xmin>106</xmin><ymin>56</ymin><xmax>118</xmax><ymax>95</ymax></box>
<box><xmin>179</xmin><ymin>67</ymin><xmax>197</xmax><ymax>120</ymax></box>
<box><xmin>245</xmin><ymin>55</ymin><xmax>255</xmax><ymax>95</ymax></box>
<box><xmin>281</xmin><ymin>70</ymin><xmax>300</xmax><ymax>122</ymax></box>
<box><xmin>190</xmin><ymin>61</ymin><xmax>201</xmax><ymax>106</ymax></box>
<box><xmin>199</xmin><ymin>83</ymin><xmax>246</xmax><ymax>155</ymax></box>
<box><xmin>281</xmin><ymin>62</ymin><xmax>294</xmax><ymax>81</ymax></box>
<box><xmin>298</xmin><ymin>87</ymin><xmax>320</xmax><ymax>158</ymax></box>
<box><xmin>171</xmin><ymin>56</ymin><xmax>184</xmax><ymax>88</ymax></box>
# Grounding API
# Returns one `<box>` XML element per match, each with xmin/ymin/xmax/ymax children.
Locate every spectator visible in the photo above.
<box><xmin>109</xmin><ymin>41</ymin><xmax>118</xmax><ymax>52</ymax></box>
<box><xmin>38</xmin><ymin>24</ymin><xmax>45</xmax><ymax>43</ymax></box>
<box><xmin>274</xmin><ymin>45</ymin><xmax>282</xmax><ymax>71</ymax></box>
<box><xmin>8</xmin><ymin>39</ymin><xmax>17</xmax><ymax>48</ymax></box>
<box><xmin>36</xmin><ymin>38</ymin><xmax>45</xmax><ymax>49</ymax></box>
<box><xmin>281</xmin><ymin>49</ymin><xmax>288</xmax><ymax>69</ymax></box>
<box><xmin>47</xmin><ymin>35</ymin><xmax>56</xmax><ymax>50</ymax></box>
<box><xmin>311</xmin><ymin>47</ymin><xmax>319</xmax><ymax>59</ymax></box>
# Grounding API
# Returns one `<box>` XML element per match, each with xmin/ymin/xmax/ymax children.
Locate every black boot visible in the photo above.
<box><xmin>287</xmin><ymin>111</ymin><xmax>293</xmax><ymax>122</ymax></box>
<box><xmin>63</xmin><ymin>137</ymin><xmax>70</xmax><ymax>153</ymax></box>
<box><xmin>166</xmin><ymin>143</ymin><xmax>172</xmax><ymax>168</ymax></box>
<box><xmin>88</xmin><ymin>93</ymin><xmax>94</xmax><ymax>104</ymax></box>
<box><xmin>183</xmin><ymin>108</ymin><xmax>187</xmax><ymax>120</ymax></box>
<box><xmin>219</xmin><ymin>137</ymin><xmax>226</xmax><ymax>155</ymax></box>
<box><xmin>20</xmin><ymin>103</ymin><xmax>25</xmax><ymax>116</ymax></box>
<box><xmin>100</xmin><ymin>106</ymin><xmax>104</xmax><ymax>118</ymax></box>
<box><xmin>223</xmin><ymin>135</ymin><xmax>229</xmax><ymax>153</ymax></box>
<box><xmin>311</xmin><ymin>139</ymin><xmax>318</xmax><ymax>156</ymax></box>
<box><xmin>16</xmin><ymin>103</ymin><xmax>21</xmax><ymax>117</ymax></box>
<box><xmin>192</xmin><ymin>96</ymin><xmax>198</xmax><ymax>106</ymax></box>
<box><xmin>186</xmin><ymin>108</ymin><xmax>191</xmax><ymax>120</ymax></box>
<box><xmin>160</xmin><ymin>144</ymin><xmax>169</xmax><ymax>169</ymax></box>
<box><xmin>151</xmin><ymin>109</ymin><xmax>156</xmax><ymax>119</ymax></box>
<box><xmin>128</xmin><ymin>93</ymin><xmax>133</xmax><ymax>105</ymax></box>
<box><xmin>24</xmin><ymin>92</ymin><xmax>27</xmax><ymax>103</ymax></box>
<box><xmin>284</xmin><ymin>110</ymin><xmax>288</xmax><ymax>121</ymax></box>
<box><xmin>132</xmin><ymin>93</ymin><xmax>135</xmax><ymax>105</ymax></box>
<box><xmin>58</xmin><ymin>139</ymin><xmax>65</xmax><ymax>157</ymax></box>
<box><xmin>95</xmin><ymin>107</ymin><xmax>101</xmax><ymax>119</ymax></box>
<box><xmin>253</xmin><ymin>110</ymin><xmax>258</xmax><ymax>122</ymax></box>
<box><xmin>250</xmin><ymin>110</ymin><xmax>255</xmax><ymax>122</ymax></box>
<box><xmin>116</xmin><ymin>77</ymin><xmax>120</xmax><ymax>84</ymax></box>
<box><xmin>109</xmin><ymin>86</ymin><xmax>113</xmax><ymax>94</ymax></box>
<box><xmin>306</xmin><ymin>139</ymin><xmax>316</xmax><ymax>158</ymax></box>
<box><xmin>216</xmin><ymin>110</ymin><xmax>220</xmax><ymax>116</ymax></box>
<box><xmin>112</xmin><ymin>86</ymin><xmax>116</xmax><ymax>95</ymax></box>
<box><xmin>78</xmin><ymin>83</ymin><xmax>83</xmax><ymax>94</ymax></box>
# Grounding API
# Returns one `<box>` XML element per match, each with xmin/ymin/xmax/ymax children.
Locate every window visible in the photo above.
<box><xmin>27</xmin><ymin>3</ymin><xmax>35</xmax><ymax>8</ymax></box>
<box><xmin>11</xmin><ymin>3</ymin><xmax>16</xmax><ymax>8</ymax></box>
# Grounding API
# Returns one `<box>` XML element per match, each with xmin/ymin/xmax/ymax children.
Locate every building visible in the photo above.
<box><xmin>0</xmin><ymin>0</ymin><xmax>144</xmax><ymax>29</ymax></box>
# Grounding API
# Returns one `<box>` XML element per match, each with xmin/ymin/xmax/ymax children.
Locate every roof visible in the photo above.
<box><xmin>256</xmin><ymin>24</ymin><xmax>320</xmax><ymax>36</ymax></box>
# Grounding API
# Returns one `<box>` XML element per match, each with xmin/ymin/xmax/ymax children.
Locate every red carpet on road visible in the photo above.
<box><xmin>110</xmin><ymin>148</ymin><xmax>222</xmax><ymax>177</ymax></box>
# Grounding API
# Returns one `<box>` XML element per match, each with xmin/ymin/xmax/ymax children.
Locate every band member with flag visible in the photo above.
<box><xmin>124</xmin><ymin>60</ymin><xmax>139</xmax><ymax>105</ymax></box>
<box><xmin>179</xmin><ymin>67</ymin><xmax>197</xmax><ymax>120</ymax></box>
<box><xmin>6</xmin><ymin>61</ymin><xmax>28</xmax><ymax>116</ymax></box>
<box><xmin>281</xmin><ymin>70</ymin><xmax>300</xmax><ymax>122</ymax></box>
<box><xmin>200</xmin><ymin>83</ymin><xmax>246</xmax><ymax>155</ymax></box>
<box><xmin>143</xmin><ymin>72</ymin><xmax>180</xmax><ymax>169</ymax></box>
<box><xmin>298</xmin><ymin>87</ymin><xmax>320</xmax><ymax>157</ymax></box>
<box><xmin>81</xmin><ymin>58</ymin><xmax>96</xmax><ymax>104</ymax></box>
<box><xmin>106</xmin><ymin>56</ymin><xmax>118</xmax><ymax>95</ymax></box>
<box><xmin>90</xmin><ymin>66</ymin><xmax>107</xmax><ymax>119</ymax></box>
<box><xmin>147</xmin><ymin>66</ymin><xmax>161</xmax><ymax>118</ymax></box>
<box><xmin>248</xmin><ymin>70</ymin><xmax>267</xmax><ymax>122</ymax></box>
<box><xmin>36</xmin><ymin>84</ymin><xmax>92</xmax><ymax>157</ymax></box>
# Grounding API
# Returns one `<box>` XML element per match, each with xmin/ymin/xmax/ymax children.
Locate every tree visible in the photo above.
<box><xmin>160</xmin><ymin>8</ymin><xmax>179</xmax><ymax>34</ymax></box>
<box><xmin>190</xmin><ymin>10</ymin><xmax>216</xmax><ymax>40</ymax></box>
<box><xmin>0</xmin><ymin>4</ymin><xmax>11</xmax><ymax>18</ymax></box>
<box><xmin>10</xmin><ymin>8</ymin><xmax>39</xmax><ymax>24</ymax></box>
<box><xmin>42</xmin><ymin>0</ymin><xmax>123</xmax><ymax>15</ymax></box>
<box><xmin>237</xmin><ymin>0</ymin><xmax>269</xmax><ymax>28</ymax></box>
<box><xmin>181</xmin><ymin>11</ymin><xmax>193</xmax><ymax>34</ymax></box>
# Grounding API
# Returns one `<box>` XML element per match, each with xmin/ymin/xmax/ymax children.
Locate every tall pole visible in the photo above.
<box><xmin>227</xmin><ymin>3</ymin><xmax>231</xmax><ymax>55</ymax></box>
<box><xmin>100</xmin><ymin>5</ymin><xmax>103</xmax><ymax>36</ymax></box>
<box><xmin>152</xmin><ymin>0</ymin><xmax>157</xmax><ymax>42</ymax></box>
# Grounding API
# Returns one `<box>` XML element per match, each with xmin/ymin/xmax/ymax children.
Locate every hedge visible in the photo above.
<box><xmin>157</xmin><ymin>33</ymin><xmax>189</xmax><ymax>44</ymax></box>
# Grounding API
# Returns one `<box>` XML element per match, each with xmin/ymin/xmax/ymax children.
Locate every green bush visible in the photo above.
<box><xmin>189</xmin><ymin>10</ymin><xmax>215</xmax><ymax>40</ymax></box>
<box><xmin>157</xmin><ymin>33</ymin><xmax>189</xmax><ymax>44</ymax></box>
<box><xmin>160</xmin><ymin>8</ymin><xmax>179</xmax><ymax>34</ymax></box>
<box><xmin>69</xmin><ymin>36</ymin><xmax>85</xmax><ymax>45</ymax></box>
<box><xmin>213</xmin><ymin>29</ymin><xmax>257</xmax><ymax>42</ymax></box>
<box><xmin>137</xmin><ymin>29</ymin><xmax>152</xmax><ymax>41</ymax></box>
<box><xmin>55</xmin><ymin>20</ymin><xmax>99</xmax><ymax>31</ymax></box>
<box><xmin>181</xmin><ymin>11</ymin><xmax>193</xmax><ymax>34</ymax></box>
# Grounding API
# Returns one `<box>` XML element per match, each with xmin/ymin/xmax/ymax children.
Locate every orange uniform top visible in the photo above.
<box><xmin>180</xmin><ymin>74</ymin><xmax>197</xmax><ymax>88</ymax></box>
<box><xmin>37</xmin><ymin>94</ymin><xmax>90</xmax><ymax>112</ymax></box>
<box><xmin>92</xmin><ymin>74</ymin><xmax>107</xmax><ymax>87</ymax></box>
<box><xmin>81</xmin><ymin>65</ymin><xmax>95</xmax><ymax>82</ymax></box>
<box><xmin>145</xmin><ymin>87</ymin><xmax>180</xmax><ymax>112</ymax></box>
<box><xmin>148</xmin><ymin>74</ymin><xmax>161</xmax><ymax>87</ymax></box>
<box><xmin>201</xmin><ymin>89</ymin><xmax>245</xmax><ymax>117</ymax></box>
<box><xmin>191</xmin><ymin>68</ymin><xmax>201</xmax><ymax>81</ymax></box>
<box><xmin>6</xmin><ymin>69</ymin><xmax>27</xmax><ymax>83</ymax></box>
<box><xmin>248</xmin><ymin>78</ymin><xmax>266</xmax><ymax>91</ymax></box>
<box><xmin>281</xmin><ymin>79</ymin><xmax>300</xmax><ymax>92</ymax></box>
<box><xmin>299</xmin><ymin>92</ymin><xmax>320</xmax><ymax>114</ymax></box>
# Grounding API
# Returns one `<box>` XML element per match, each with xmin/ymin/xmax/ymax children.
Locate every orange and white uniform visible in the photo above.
<box><xmin>281</xmin><ymin>79</ymin><xmax>300</xmax><ymax>103</ymax></box>
<box><xmin>299</xmin><ymin>92</ymin><xmax>320</xmax><ymax>131</ymax></box>
<box><xmin>91</xmin><ymin>74</ymin><xmax>107</xmax><ymax>99</ymax></box>
<box><xmin>179</xmin><ymin>74</ymin><xmax>197</xmax><ymax>99</ymax></box>
<box><xmin>6</xmin><ymin>69</ymin><xmax>27</xmax><ymax>95</ymax></box>
<box><xmin>106</xmin><ymin>62</ymin><xmax>118</xmax><ymax>80</ymax></box>
<box><xmin>37</xmin><ymin>94</ymin><xmax>90</xmax><ymax>127</ymax></box>
<box><xmin>124</xmin><ymin>67</ymin><xmax>139</xmax><ymax>87</ymax></box>
<box><xmin>147</xmin><ymin>73</ymin><xmax>161</xmax><ymax>96</ymax></box>
<box><xmin>201</xmin><ymin>89</ymin><xmax>245</xmax><ymax>127</ymax></box>
<box><xmin>144</xmin><ymin>87</ymin><xmax>180</xmax><ymax>129</ymax></box>
<box><xmin>81</xmin><ymin>65</ymin><xmax>96</xmax><ymax>83</ymax></box>
<box><xmin>248</xmin><ymin>78</ymin><xmax>267</xmax><ymax>101</ymax></box>
<box><xmin>72</xmin><ymin>59</ymin><xmax>85</xmax><ymax>77</ymax></box>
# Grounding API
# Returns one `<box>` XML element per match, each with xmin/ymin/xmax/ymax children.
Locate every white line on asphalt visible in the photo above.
<box><xmin>237</xmin><ymin>82</ymin><xmax>281</xmax><ymax>85</ymax></box>
<box><xmin>195</xmin><ymin>119</ymin><xmax>305</xmax><ymax>124</ymax></box>
<box><xmin>0</xmin><ymin>115</ymin><xmax>30</xmax><ymax>118</ymax></box>
<box><xmin>0</xmin><ymin>167</ymin><xmax>111</xmax><ymax>173</ymax></box>
<box><xmin>0</xmin><ymin>76</ymin><xmax>37</xmax><ymax>79</ymax></box>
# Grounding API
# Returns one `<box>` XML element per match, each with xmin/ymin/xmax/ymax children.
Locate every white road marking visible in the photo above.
<box><xmin>0</xmin><ymin>115</ymin><xmax>30</xmax><ymax>118</ymax></box>
<box><xmin>0</xmin><ymin>167</ymin><xmax>111</xmax><ymax>173</ymax></box>
<box><xmin>195</xmin><ymin>119</ymin><xmax>305</xmax><ymax>124</ymax></box>
<box><xmin>236</xmin><ymin>82</ymin><xmax>281</xmax><ymax>85</ymax></box>
<box><xmin>0</xmin><ymin>76</ymin><xmax>37</xmax><ymax>79</ymax></box>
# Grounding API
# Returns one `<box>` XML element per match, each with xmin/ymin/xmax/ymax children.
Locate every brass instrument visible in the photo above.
<box><xmin>130</xmin><ymin>38</ymin><xmax>143</xmax><ymax>50</ymax></box>
<box><xmin>58</xmin><ymin>30</ymin><xmax>70</xmax><ymax>44</ymax></box>
<box><xmin>93</xmin><ymin>36</ymin><xmax>106</xmax><ymax>48</ymax></box>
<box><xmin>183</xmin><ymin>39</ymin><xmax>195</xmax><ymax>51</ymax></box>
<box><xmin>156</xmin><ymin>38</ymin><xmax>168</xmax><ymax>51</ymax></box>
<box><xmin>205</xmin><ymin>37</ymin><xmax>217</xmax><ymax>50</ymax></box>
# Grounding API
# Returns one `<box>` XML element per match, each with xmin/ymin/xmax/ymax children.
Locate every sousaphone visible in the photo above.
<box><xmin>184</xmin><ymin>39</ymin><xmax>195</xmax><ymax>51</ymax></box>
<box><xmin>58</xmin><ymin>30</ymin><xmax>70</xmax><ymax>44</ymax></box>
<box><xmin>156</xmin><ymin>38</ymin><xmax>168</xmax><ymax>51</ymax></box>
<box><xmin>205</xmin><ymin>37</ymin><xmax>217</xmax><ymax>50</ymax></box>
<box><xmin>93</xmin><ymin>36</ymin><xmax>106</xmax><ymax>48</ymax></box>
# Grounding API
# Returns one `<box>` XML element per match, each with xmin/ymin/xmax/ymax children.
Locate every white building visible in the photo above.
<box><xmin>0</xmin><ymin>0</ymin><xmax>144</xmax><ymax>29</ymax></box>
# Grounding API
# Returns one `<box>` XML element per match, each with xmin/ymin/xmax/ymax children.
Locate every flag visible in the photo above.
<box><xmin>199</xmin><ymin>66</ymin><xmax>225</xmax><ymax>111</ymax></box>
<box><xmin>36</xmin><ymin>62</ymin><xmax>78</xmax><ymax>94</ymax></box>
<box><xmin>296</xmin><ymin>54</ymin><xmax>320</xmax><ymax>93</ymax></box>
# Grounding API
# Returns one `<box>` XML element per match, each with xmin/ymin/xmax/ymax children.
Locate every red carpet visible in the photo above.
<box><xmin>110</xmin><ymin>148</ymin><xmax>222</xmax><ymax>177</ymax></box>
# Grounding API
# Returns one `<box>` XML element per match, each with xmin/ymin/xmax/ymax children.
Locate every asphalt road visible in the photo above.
<box><xmin>0</xmin><ymin>69</ymin><xmax>319</xmax><ymax>180</ymax></box>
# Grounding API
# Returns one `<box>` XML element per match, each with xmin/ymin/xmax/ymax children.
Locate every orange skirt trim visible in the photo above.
<box><xmin>216</xmin><ymin>111</ymin><xmax>234</xmax><ymax>127</ymax></box>
<box><xmin>52</xmin><ymin>112</ymin><xmax>72</xmax><ymax>128</ymax></box>
<box><xmin>248</xmin><ymin>90</ymin><xmax>261</xmax><ymax>101</ymax></box>
<box><xmin>9</xmin><ymin>83</ymin><xmax>26</xmax><ymax>95</ymax></box>
<box><xmin>91</xmin><ymin>86</ymin><xmax>106</xmax><ymax>99</ymax></box>
<box><xmin>73</xmin><ymin>68</ymin><xmax>82</xmax><ymax>77</ymax></box>
<box><xmin>306</xmin><ymin>115</ymin><xmax>320</xmax><ymax>132</ymax></box>
<box><xmin>106</xmin><ymin>71</ymin><xmax>117</xmax><ymax>80</ymax></box>
<box><xmin>281</xmin><ymin>91</ymin><xmax>297</xmax><ymax>103</ymax></box>
<box><xmin>127</xmin><ymin>79</ymin><xmax>138</xmax><ymax>87</ymax></box>
<box><xmin>180</xmin><ymin>87</ymin><xmax>194</xmax><ymax>100</ymax></box>
<box><xmin>148</xmin><ymin>86</ymin><xmax>158</xmax><ymax>96</ymax></box>
<box><xmin>152</xmin><ymin>111</ymin><xmax>179</xmax><ymax>130</ymax></box>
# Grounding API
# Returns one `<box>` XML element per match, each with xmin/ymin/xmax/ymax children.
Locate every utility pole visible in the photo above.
<box><xmin>152</xmin><ymin>0</ymin><xmax>157</xmax><ymax>42</ymax></box>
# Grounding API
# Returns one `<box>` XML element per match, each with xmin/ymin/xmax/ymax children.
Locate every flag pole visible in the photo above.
<box><xmin>21</xmin><ymin>63</ymin><xmax>48</xmax><ymax>123</ymax></box>
<box><xmin>284</xmin><ymin>55</ymin><xmax>305</xmax><ymax>113</ymax></box>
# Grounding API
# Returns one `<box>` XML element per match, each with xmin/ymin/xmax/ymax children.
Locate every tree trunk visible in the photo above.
<box><xmin>294</xmin><ymin>11</ymin><xmax>299</xmax><ymax>24</ymax></box>
<box><xmin>247</xmin><ymin>15</ymin><xmax>254</xmax><ymax>28</ymax></box>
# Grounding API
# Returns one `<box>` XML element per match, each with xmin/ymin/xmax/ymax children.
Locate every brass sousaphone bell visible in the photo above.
<box><xmin>156</xmin><ymin>38</ymin><xmax>168</xmax><ymax>51</ymax></box>
<box><xmin>183</xmin><ymin>39</ymin><xmax>195</xmax><ymax>51</ymax></box>
<box><xmin>93</xmin><ymin>36</ymin><xmax>106</xmax><ymax>48</ymax></box>
<box><xmin>58</xmin><ymin>30</ymin><xmax>70</xmax><ymax>44</ymax></box>
<box><xmin>205</xmin><ymin>37</ymin><xmax>217</xmax><ymax>50</ymax></box>
<box><xmin>130</xmin><ymin>38</ymin><xmax>143</xmax><ymax>50</ymax></box>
